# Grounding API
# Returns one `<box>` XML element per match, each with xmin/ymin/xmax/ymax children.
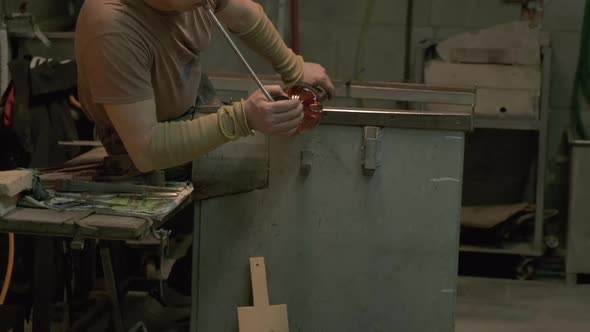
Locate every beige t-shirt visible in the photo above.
<box><xmin>75</xmin><ymin>0</ymin><xmax>229</xmax><ymax>138</ymax></box>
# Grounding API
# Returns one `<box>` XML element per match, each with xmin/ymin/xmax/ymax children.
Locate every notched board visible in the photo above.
<box><xmin>192</xmin><ymin>133</ymin><xmax>269</xmax><ymax>200</ymax></box>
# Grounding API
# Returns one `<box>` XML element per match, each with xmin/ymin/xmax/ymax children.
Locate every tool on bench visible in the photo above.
<box><xmin>53</xmin><ymin>179</ymin><xmax>181</xmax><ymax>194</ymax></box>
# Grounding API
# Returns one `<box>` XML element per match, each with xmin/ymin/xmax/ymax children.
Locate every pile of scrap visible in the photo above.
<box><xmin>424</xmin><ymin>21</ymin><xmax>544</xmax><ymax>119</ymax></box>
<box><xmin>43</xmin><ymin>179</ymin><xmax>193</xmax><ymax>220</ymax></box>
<box><xmin>0</xmin><ymin>148</ymin><xmax>194</xmax><ymax>221</ymax></box>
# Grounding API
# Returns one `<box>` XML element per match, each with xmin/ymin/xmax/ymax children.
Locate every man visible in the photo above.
<box><xmin>75</xmin><ymin>0</ymin><xmax>335</xmax><ymax>171</ymax></box>
<box><xmin>75</xmin><ymin>0</ymin><xmax>334</xmax><ymax>305</ymax></box>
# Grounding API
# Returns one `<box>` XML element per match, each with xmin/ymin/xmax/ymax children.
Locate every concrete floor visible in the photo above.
<box><xmin>456</xmin><ymin>277</ymin><xmax>590</xmax><ymax>332</ymax></box>
<box><xmin>46</xmin><ymin>276</ymin><xmax>590</xmax><ymax>331</ymax></box>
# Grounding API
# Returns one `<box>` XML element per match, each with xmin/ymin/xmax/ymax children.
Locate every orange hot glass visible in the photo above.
<box><xmin>282</xmin><ymin>84</ymin><xmax>327</xmax><ymax>133</ymax></box>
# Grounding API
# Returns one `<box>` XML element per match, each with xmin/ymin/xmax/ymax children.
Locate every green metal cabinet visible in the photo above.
<box><xmin>189</xmin><ymin>75</ymin><xmax>474</xmax><ymax>331</ymax></box>
<box><xmin>196</xmin><ymin>127</ymin><xmax>465</xmax><ymax>331</ymax></box>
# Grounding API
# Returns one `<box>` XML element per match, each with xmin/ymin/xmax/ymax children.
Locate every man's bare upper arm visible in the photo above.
<box><xmin>103</xmin><ymin>99</ymin><xmax>158</xmax><ymax>172</ymax></box>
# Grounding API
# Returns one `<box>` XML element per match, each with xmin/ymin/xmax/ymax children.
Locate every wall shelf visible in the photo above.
<box><xmin>474</xmin><ymin>117</ymin><xmax>541</xmax><ymax>131</ymax></box>
<box><xmin>415</xmin><ymin>40</ymin><xmax>552</xmax><ymax>258</ymax></box>
<box><xmin>460</xmin><ymin>242</ymin><xmax>545</xmax><ymax>256</ymax></box>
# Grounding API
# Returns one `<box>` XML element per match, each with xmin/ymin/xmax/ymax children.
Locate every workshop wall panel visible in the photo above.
<box><xmin>430</xmin><ymin>0</ymin><xmax>520</xmax><ymax>28</ymax></box>
<box><xmin>298</xmin><ymin>20</ymin><xmax>359</xmax><ymax>80</ymax></box>
<box><xmin>545</xmin><ymin>107</ymin><xmax>573</xmax><ymax>208</ymax></box>
<box><xmin>543</xmin><ymin>0</ymin><xmax>585</xmax><ymax>32</ymax></box>
<box><xmin>408</xmin><ymin>0</ymin><xmax>433</xmax><ymax>28</ymax></box>
<box><xmin>3</xmin><ymin>0</ymin><xmax>69</xmax><ymax>20</ymax></box>
<box><xmin>295</xmin><ymin>21</ymin><xmax>406</xmax><ymax>83</ymax></box>
<box><xmin>370</xmin><ymin>0</ymin><xmax>431</xmax><ymax>27</ymax></box>
<box><xmin>300</xmin><ymin>0</ymin><xmax>432</xmax><ymax>27</ymax></box>
<box><xmin>201</xmin><ymin>29</ymin><xmax>276</xmax><ymax>75</ymax></box>
<box><xmin>547</xmin><ymin>31</ymin><xmax>582</xmax><ymax>109</ymax></box>
<box><xmin>299</xmin><ymin>0</ymin><xmax>384</xmax><ymax>25</ymax></box>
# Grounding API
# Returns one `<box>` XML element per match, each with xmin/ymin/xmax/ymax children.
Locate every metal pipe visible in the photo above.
<box><xmin>204</xmin><ymin>3</ymin><xmax>274</xmax><ymax>102</ymax></box>
<box><xmin>277</xmin><ymin>0</ymin><xmax>287</xmax><ymax>38</ymax></box>
<box><xmin>205</xmin><ymin>73</ymin><xmax>477</xmax><ymax>106</ymax></box>
<box><xmin>321</xmin><ymin>107</ymin><xmax>473</xmax><ymax>131</ymax></box>
<box><xmin>0</xmin><ymin>232</ymin><xmax>14</xmax><ymax>305</ymax></box>
<box><xmin>290</xmin><ymin>0</ymin><xmax>299</xmax><ymax>54</ymax></box>
<box><xmin>189</xmin><ymin>202</ymin><xmax>201</xmax><ymax>332</ymax></box>
<box><xmin>403</xmin><ymin>0</ymin><xmax>414</xmax><ymax>83</ymax></box>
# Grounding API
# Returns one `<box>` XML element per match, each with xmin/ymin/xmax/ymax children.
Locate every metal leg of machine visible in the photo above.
<box><xmin>99</xmin><ymin>241</ymin><xmax>125</xmax><ymax>332</ymax></box>
<box><xmin>61</xmin><ymin>241</ymin><xmax>74</xmax><ymax>330</ymax></box>
<box><xmin>566</xmin><ymin>135</ymin><xmax>590</xmax><ymax>285</ymax></box>
<box><xmin>189</xmin><ymin>202</ymin><xmax>201</xmax><ymax>332</ymax></box>
<box><xmin>33</xmin><ymin>236</ymin><xmax>54</xmax><ymax>332</ymax></box>
<box><xmin>0</xmin><ymin>305</ymin><xmax>25</xmax><ymax>332</ymax></box>
<box><xmin>532</xmin><ymin>45</ymin><xmax>551</xmax><ymax>254</ymax></box>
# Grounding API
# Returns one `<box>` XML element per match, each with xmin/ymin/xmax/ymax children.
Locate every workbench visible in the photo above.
<box><xmin>0</xmin><ymin>153</ymin><xmax>194</xmax><ymax>332</ymax></box>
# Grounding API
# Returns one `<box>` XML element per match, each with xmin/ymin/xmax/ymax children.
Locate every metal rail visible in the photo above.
<box><xmin>203</xmin><ymin>73</ymin><xmax>475</xmax><ymax>131</ymax></box>
<box><xmin>321</xmin><ymin>108</ymin><xmax>472</xmax><ymax>131</ymax></box>
<box><xmin>569</xmin><ymin>132</ymin><xmax>590</xmax><ymax>147</ymax></box>
<box><xmin>206</xmin><ymin>72</ymin><xmax>476</xmax><ymax>106</ymax></box>
<box><xmin>198</xmin><ymin>105</ymin><xmax>472</xmax><ymax>131</ymax></box>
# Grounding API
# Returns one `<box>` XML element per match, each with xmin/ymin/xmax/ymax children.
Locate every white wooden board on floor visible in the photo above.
<box><xmin>238</xmin><ymin>257</ymin><xmax>289</xmax><ymax>332</ymax></box>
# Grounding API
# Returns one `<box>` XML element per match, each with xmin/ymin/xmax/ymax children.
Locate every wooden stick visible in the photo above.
<box><xmin>58</xmin><ymin>140</ymin><xmax>103</xmax><ymax>147</ymax></box>
<box><xmin>249</xmin><ymin>257</ymin><xmax>270</xmax><ymax>307</ymax></box>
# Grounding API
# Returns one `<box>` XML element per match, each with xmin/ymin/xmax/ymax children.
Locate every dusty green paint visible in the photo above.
<box><xmin>197</xmin><ymin>125</ymin><xmax>465</xmax><ymax>331</ymax></box>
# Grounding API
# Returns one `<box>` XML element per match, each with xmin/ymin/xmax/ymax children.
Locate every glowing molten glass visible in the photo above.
<box><xmin>283</xmin><ymin>84</ymin><xmax>327</xmax><ymax>133</ymax></box>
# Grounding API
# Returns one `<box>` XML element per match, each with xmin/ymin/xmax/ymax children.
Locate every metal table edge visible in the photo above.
<box><xmin>322</xmin><ymin>107</ymin><xmax>473</xmax><ymax>132</ymax></box>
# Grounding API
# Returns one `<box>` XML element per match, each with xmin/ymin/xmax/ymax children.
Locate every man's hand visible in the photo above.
<box><xmin>302</xmin><ymin>62</ymin><xmax>336</xmax><ymax>98</ymax></box>
<box><xmin>244</xmin><ymin>85</ymin><xmax>304</xmax><ymax>136</ymax></box>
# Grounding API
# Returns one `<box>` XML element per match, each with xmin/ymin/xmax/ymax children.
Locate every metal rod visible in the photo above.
<box><xmin>321</xmin><ymin>108</ymin><xmax>473</xmax><ymax>132</ymax></box>
<box><xmin>204</xmin><ymin>4</ymin><xmax>275</xmax><ymax>102</ymax></box>
<box><xmin>206</xmin><ymin>73</ymin><xmax>477</xmax><ymax>106</ymax></box>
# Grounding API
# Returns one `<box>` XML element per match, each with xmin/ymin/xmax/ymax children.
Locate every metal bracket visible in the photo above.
<box><xmin>362</xmin><ymin>127</ymin><xmax>381</xmax><ymax>175</ymax></box>
<box><xmin>300</xmin><ymin>150</ymin><xmax>313</xmax><ymax>175</ymax></box>
<box><xmin>71</xmin><ymin>233</ymin><xmax>85</xmax><ymax>251</ymax></box>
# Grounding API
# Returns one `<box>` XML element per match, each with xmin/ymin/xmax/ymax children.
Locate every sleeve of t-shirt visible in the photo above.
<box><xmin>80</xmin><ymin>34</ymin><xmax>153</xmax><ymax>104</ymax></box>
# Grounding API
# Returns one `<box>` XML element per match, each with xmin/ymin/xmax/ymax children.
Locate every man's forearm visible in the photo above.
<box><xmin>145</xmin><ymin>102</ymin><xmax>253</xmax><ymax>171</ymax></box>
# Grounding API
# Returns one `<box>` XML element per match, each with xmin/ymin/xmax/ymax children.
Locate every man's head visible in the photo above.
<box><xmin>144</xmin><ymin>0</ymin><xmax>208</xmax><ymax>12</ymax></box>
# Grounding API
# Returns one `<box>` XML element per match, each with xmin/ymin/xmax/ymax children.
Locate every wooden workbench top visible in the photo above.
<box><xmin>0</xmin><ymin>207</ymin><xmax>150</xmax><ymax>240</ymax></box>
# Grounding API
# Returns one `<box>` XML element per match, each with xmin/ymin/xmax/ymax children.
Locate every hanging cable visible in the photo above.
<box><xmin>353</xmin><ymin>0</ymin><xmax>376</xmax><ymax>108</ymax></box>
<box><xmin>403</xmin><ymin>0</ymin><xmax>414</xmax><ymax>83</ymax></box>
<box><xmin>0</xmin><ymin>232</ymin><xmax>15</xmax><ymax>304</ymax></box>
<box><xmin>572</xmin><ymin>0</ymin><xmax>590</xmax><ymax>139</ymax></box>
<box><xmin>290</xmin><ymin>0</ymin><xmax>299</xmax><ymax>54</ymax></box>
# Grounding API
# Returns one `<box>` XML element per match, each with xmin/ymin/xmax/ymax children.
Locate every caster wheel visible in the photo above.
<box><xmin>515</xmin><ymin>257</ymin><xmax>536</xmax><ymax>280</ymax></box>
<box><xmin>544</xmin><ymin>235</ymin><xmax>560</xmax><ymax>249</ymax></box>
